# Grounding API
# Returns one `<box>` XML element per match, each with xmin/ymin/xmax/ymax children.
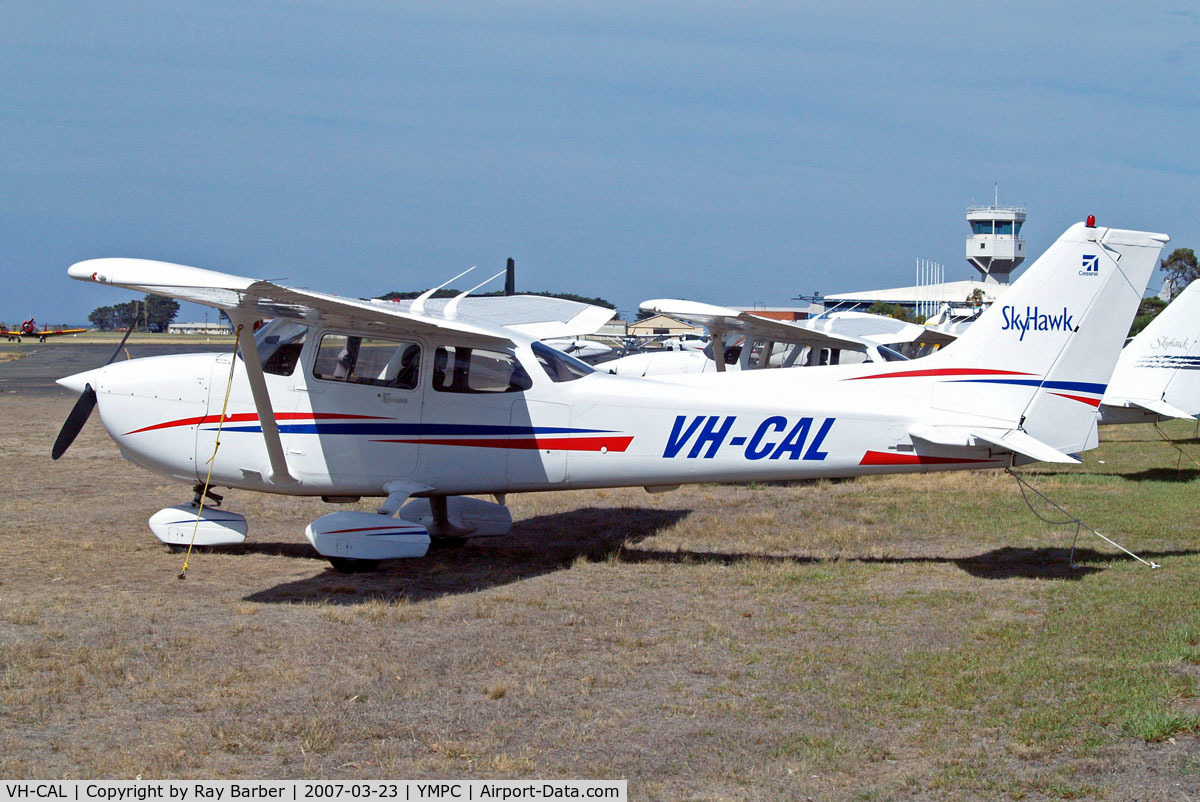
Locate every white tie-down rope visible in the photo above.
<box><xmin>1005</xmin><ymin>467</ymin><xmax>1160</xmax><ymax>570</ymax></box>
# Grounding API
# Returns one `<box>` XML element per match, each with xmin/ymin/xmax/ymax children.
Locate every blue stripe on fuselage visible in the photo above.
<box><xmin>215</xmin><ymin>422</ymin><xmax>617</xmax><ymax>436</ymax></box>
<box><xmin>949</xmin><ymin>378</ymin><xmax>1107</xmax><ymax>395</ymax></box>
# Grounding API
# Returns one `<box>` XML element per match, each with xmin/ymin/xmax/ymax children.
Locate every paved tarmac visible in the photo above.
<box><xmin>0</xmin><ymin>342</ymin><xmax>225</xmax><ymax>395</ymax></box>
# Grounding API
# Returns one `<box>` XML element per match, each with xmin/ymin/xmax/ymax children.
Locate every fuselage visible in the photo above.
<box><xmin>62</xmin><ymin>326</ymin><xmax>1016</xmax><ymax>500</ymax></box>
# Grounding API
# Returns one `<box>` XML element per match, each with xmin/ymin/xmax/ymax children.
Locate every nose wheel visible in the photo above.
<box><xmin>327</xmin><ymin>557</ymin><xmax>381</xmax><ymax>573</ymax></box>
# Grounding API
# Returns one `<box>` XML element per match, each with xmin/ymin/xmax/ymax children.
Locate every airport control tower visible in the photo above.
<box><xmin>966</xmin><ymin>200</ymin><xmax>1026</xmax><ymax>284</ymax></box>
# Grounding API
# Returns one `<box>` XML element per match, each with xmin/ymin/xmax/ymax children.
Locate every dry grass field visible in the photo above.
<box><xmin>2</xmin><ymin>394</ymin><xmax>1198</xmax><ymax>799</ymax></box>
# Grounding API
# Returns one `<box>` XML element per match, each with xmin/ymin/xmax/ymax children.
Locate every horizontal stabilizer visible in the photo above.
<box><xmin>1124</xmin><ymin>398</ymin><xmax>1197</xmax><ymax>419</ymax></box>
<box><xmin>968</xmin><ymin>429</ymin><xmax>1081</xmax><ymax>464</ymax></box>
<box><xmin>909</xmin><ymin>424</ymin><xmax>1081</xmax><ymax>464</ymax></box>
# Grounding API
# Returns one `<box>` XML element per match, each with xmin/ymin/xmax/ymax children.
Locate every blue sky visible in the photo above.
<box><xmin>2</xmin><ymin>1</ymin><xmax>1197</xmax><ymax>325</ymax></box>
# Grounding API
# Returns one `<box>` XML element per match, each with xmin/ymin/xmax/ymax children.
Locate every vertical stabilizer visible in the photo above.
<box><xmin>1102</xmin><ymin>280</ymin><xmax>1200</xmax><ymax>420</ymax></box>
<box><xmin>928</xmin><ymin>221</ymin><xmax>1167</xmax><ymax>453</ymax></box>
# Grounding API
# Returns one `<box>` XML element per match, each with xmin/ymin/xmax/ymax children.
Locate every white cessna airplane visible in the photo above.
<box><xmin>54</xmin><ymin>220</ymin><xmax>1166</xmax><ymax>571</ymax></box>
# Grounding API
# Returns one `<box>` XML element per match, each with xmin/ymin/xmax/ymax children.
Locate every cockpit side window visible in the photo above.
<box><xmin>433</xmin><ymin>346</ymin><xmax>532</xmax><ymax>393</ymax></box>
<box><xmin>312</xmin><ymin>333</ymin><xmax>421</xmax><ymax>389</ymax></box>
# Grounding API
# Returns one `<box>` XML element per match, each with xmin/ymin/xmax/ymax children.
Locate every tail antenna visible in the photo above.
<box><xmin>444</xmin><ymin>270</ymin><xmax>507</xmax><ymax>318</ymax></box>
<box><xmin>411</xmin><ymin>266</ymin><xmax>475</xmax><ymax>316</ymax></box>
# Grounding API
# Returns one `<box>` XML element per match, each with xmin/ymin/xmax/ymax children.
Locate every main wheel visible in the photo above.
<box><xmin>429</xmin><ymin>535</ymin><xmax>468</xmax><ymax>550</ymax></box>
<box><xmin>328</xmin><ymin>557</ymin><xmax>381</xmax><ymax>573</ymax></box>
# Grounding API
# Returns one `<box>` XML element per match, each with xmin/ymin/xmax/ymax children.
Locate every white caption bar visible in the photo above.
<box><xmin>0</xmin><ymin>782</ymin><xmax>626</xmax><ymax>802</ymax></box>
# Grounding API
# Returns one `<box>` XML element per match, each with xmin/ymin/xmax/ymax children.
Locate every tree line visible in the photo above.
<box><xmin>88</xmin><ymin>294</ymin><xmax>180</xmax><ymax>332</ymax></box>
<box><xmin>377</xmin><ymin>289</ymin><xmax>616</xmax><ymax>309</ymax></box>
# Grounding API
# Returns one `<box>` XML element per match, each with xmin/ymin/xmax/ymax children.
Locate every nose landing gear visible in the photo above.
<box><xmin>148</xmin><ymin>484</ymin><xmax>247</xmax><ymax>548</ymax></box>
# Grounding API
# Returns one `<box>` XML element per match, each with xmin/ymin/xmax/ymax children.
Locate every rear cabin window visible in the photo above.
<box><xmin>312</xmin><ymin>334</ymin><xmax>421</xmax><ymax>389</ymax></box>
<box><xmin>532</xmin><ymin>341</ymin><xmax>595</xmax><ymax>382</ymax></box>
<box><xmin>433</xmin><ymin>346</ymin><xmax>532</xmax><ymax>393</ymax></box>
<box><xmin>877</xmin><ymin>345</ymin><xmax>909</xmax><ymax>362</ymax></box>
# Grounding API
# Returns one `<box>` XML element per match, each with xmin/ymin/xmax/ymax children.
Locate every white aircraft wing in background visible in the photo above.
<box><xmin>610</xmin><ymin>299</ymin><xmax>892</xmax><ymax>376</ymax></box>
<box><xmin>804</xmin><ymin>311</ymin><xmax>959</xmax><ymax>356</ymax></box>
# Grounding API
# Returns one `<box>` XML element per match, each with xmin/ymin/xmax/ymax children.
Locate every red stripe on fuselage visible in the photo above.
<box><xmin>1050</xmin><ymin>392</ymin><xmax>1102</xmax><ymax>408</ymax></box>
<box><xmin>374</xmin><ymin>436</ymin><xmax>634</xmax><ymax>452</ymax></box>
<box><xmin>847</xmin><ymin>368</ymin><xmax>1035</xmax><ymax>381</ymax></box>
<box><xmin>325</xmin><ymin>525</ymin><xmax>424</xmax><ymax>535</ymax></box>
<box><xmin>125</xmin><ymin>412</ymin><xmax>388</xmax><ymax>436</ymax></box>
<box><xmin>859</xmin><ymin>450</ymin><xmax>1000</xmax><ymax>466</ymax></box>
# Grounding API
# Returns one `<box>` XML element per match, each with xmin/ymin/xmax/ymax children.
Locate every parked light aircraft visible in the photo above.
<box><xmin>3</xmin><ymin>318</ymin><xmax>87</xmax><ymax>342</ymax></box>
<box><xmin>615</xmin><ymin>279</ymin><xmax>1200</xmax><ymax>429</ymax></box>
<box><xmin>1100</xmin><ymin>280</ymin><xmax>1200</xmax><ymax>423</ymax></box>
<box><xmin>541</xmin><ymin>337</ymin><xmax>615</xmax><ymax>362</ymax></box>
<box><xmin>53</xmin><ymin>221</ymin><xmax>1166</xmax><ymax>571</ymax></box>
<box><xmin>801</xmin><ymin>311</ymin><xmax>959</xmax><ymax>358</ymax></box>
<box><xmin>605</xmin><ymin>307</ymin><xmax>914</xmax><ymax>377</ymax></box>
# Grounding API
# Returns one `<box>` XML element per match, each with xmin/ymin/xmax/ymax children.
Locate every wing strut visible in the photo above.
<box><xmin>710</xmin><ymin>324</ymin><xmax>726</xmax><ymax>373</ymax></box>
<box><xmin>229</xmin><ymin>312</ymin><xmax>298</xmax><ymax>487</ymax></box>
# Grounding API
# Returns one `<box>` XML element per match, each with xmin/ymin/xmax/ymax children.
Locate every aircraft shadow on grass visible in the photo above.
<box><xmin>242</xmin><ymin>506</ymin><xmax>690</xmax><ymax>604</ymax></box>
<box><xmin>1109</xmin><ymin>467</ymin><xmax>1200</xmax><ymax>483</ymax></box>
<box><xmin>612</xmin><ymin>545</ymin><xmax>1200</xmax><ymax>581</ymax></box>
<box><xmin>237</xmin><ymin>507</ymin><xmax>1200</xmax><ymax>604</ymax></box>
<box><xmin>1021</xmin><ymin>466</ymin><xmax>1200</xmax><ymax>483</ymax></box>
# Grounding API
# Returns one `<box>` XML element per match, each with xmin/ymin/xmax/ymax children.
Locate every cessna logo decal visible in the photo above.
<box><xmin>1000</xmin><ymin>305</ymin><xmax>1076</xmax><ymax>341</ymax></box>
<box><xmin>1079</xmin><ymin>254</ymin><xmax>1100</xmax><ymax>276</ymax></box>
<box><xmin>663</xmin><ymin>415</ymin><xmax>834</xmax><ymax>461</ymax></box>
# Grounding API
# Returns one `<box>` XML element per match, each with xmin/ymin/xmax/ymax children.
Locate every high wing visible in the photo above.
<box><xmin>69</xmin><ymin>258</ymin><xmax>517</xmax><ymax>348</ymax></box>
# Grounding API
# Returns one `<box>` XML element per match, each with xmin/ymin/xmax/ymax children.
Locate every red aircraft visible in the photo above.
<box><xmin>2</xmin><ymin>318</ymin><xmax>87</xmax><ymax>343</ymax></box>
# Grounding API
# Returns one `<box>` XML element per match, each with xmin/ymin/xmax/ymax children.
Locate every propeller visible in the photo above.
<box><xmin>51</xmin><ymin>323</ymin><xmax>135</xmax><ymax>460</ymax></box>
<box><xmin>51</xmin><ymin>385</ymin><xmax>97</xmax><ymax>459</ymax></box>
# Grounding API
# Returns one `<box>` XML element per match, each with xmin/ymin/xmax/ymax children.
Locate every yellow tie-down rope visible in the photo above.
<box><xmin>179</xmin><ymin>324</ymin><xmax>244</xmax><ymax>579</ymax></box>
